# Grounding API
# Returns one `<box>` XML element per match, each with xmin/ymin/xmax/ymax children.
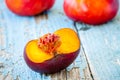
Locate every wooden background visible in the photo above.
<box><xmin>0</xmin><ymin>0</ymin><xmax>120</xmax><ymax>80</ymax></box>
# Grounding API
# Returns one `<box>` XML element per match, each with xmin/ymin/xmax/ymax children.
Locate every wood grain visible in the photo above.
<box><xmin>51</xmin><ymin>70</ymin><xmax>67</xmax><ymax>80</ymax></box>
<box><xmin>0</xmin><ymin>73</ymin><xmax>13</xmax><ymax>80</ymax></box>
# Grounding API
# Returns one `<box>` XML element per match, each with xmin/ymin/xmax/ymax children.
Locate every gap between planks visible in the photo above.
<box><xmin>74</xmin><ymin>22</ymin><xmax>94</xmax><ymax>80</ymax></box>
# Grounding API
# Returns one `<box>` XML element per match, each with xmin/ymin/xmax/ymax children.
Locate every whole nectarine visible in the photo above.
<box><xmin>24</xmin><ymin>28</ymin><xmax>80</xmax><ymax>74</ymax></box>
<box><xmin>64</xmin><ymin>0</ymin><xmax>119</xmax><ymax>25</ymax></box>
<box><xmin>5</xmin><ymin>0</ymin><xmax>55</xmax><ymax>16</ymax></box>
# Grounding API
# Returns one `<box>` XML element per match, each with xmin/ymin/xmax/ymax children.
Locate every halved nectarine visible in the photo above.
<box><xmin>24</xmin><ymin>28</ymin><xmax>80</xmax><ymax>74</ymax></box>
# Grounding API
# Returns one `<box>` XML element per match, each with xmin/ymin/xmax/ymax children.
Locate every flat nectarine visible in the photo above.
<box><xmin>24</xmin><ymin>28</ymin><xmax>80</xmax><ymax>74</ymax></box>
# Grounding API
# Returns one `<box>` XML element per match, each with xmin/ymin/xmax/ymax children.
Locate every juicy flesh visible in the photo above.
<box><xmin>54</xmin><ymin>28</ymin><xmax>80</xmax><ymax>54</ymax></box>
<box><xmin>26</xmin><ymin>40</ymin><xmax>54</xmax><ymax>63</ymax></box>
<box><xmin>26</xmin><ymin>28</ymin><xmax>80</xmax><ymax>63</ymax></box>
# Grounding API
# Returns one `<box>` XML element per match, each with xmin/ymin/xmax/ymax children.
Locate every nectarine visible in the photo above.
<box><xmin>64</xmin><ymin>0</ymin><xmax>119</xmax><ymax>25</ymax></box>
<box><xmin>5</xmin><ymin>0</ymin><xmax>55</xmax><ymax>16</ymax></box>
<box><xmin>24</xmin><ymin>28</ymin><xmax>80</xmax><ymax>74</ymax></box>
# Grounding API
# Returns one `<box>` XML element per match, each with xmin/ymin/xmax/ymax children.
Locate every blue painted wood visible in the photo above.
<box><xmin>1</xmin><ymin>0</ymin><xmax>120</xmax><ymax>79</ymax></box>
<box><xmin>2</xmin><ymin>0</ymin><xmax>119</xmax><ymax>79</ymax></box>
<box><xmin>0</xmin><ymin>1</ymin><xmax>47</xmax><ymax>80</ymax></box>
<box><xmin>76</xmin><ymin>5</ymin><xmax>120</xmax><ymax>80</ymax></box>
<box><xmin>0</xmin><ymin>0</ymin><xmax>88</xmax><ymax>80</ymax></box>
<box><xmin>34</xmin><ymin>0</ymin><xmax>89</xmax><ymax>79</ymax></box>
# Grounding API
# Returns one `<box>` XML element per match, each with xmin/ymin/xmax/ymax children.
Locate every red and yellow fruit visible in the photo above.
<box><xmin>64</xmin><ymin>0</ymin><xmax>119</xmax><ymax>25</ymax></box>
<box><xmin>5</xmin><ymin>0</ymin><xmax>55</xmax><ymax>16</ymax></box>
<box><xmin>24</xmin><ymin>28</ymin><xmax>80</xmax><ymax>74</ymax></box>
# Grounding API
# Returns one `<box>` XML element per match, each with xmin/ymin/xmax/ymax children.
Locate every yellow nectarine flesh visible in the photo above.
<box><xmin>25</xmin><ymin>28</ymin><xmax>80</xmax><ymax>63</ymax></box>
<box><xmin>54</xmin><ymin>28</ymin><xmax>80</xmax><ymax>54</ymax></box>
<box><xmin>26</xmin><ymin>40</ymin><xmax>54</xmax><ymax>63</ymax></box>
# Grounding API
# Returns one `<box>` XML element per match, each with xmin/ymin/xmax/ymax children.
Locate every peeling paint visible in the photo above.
<box><xmin>115</xmin><ymin>59</ymin><xmax>120</xmax><ymax>66</ymax></box>
<box><xmin>0</xmin><ymin>50</ymin><xmax>11</xmax><ymax>59</ymax></box>
<box><xmin>0</xmin><ymin>63</ymin><xmax>4</xmax><ymax>68</ymax></box>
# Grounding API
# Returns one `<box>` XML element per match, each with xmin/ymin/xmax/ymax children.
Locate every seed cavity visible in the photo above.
<box><xmin>38</xmin><ymin>33</ymin><xmax>61</xmax><ymax>54</ymax></box>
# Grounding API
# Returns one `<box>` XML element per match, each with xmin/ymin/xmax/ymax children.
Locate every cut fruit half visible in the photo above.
<box><xmin>25</xmin><ymin>28</ymin><xmax>80</xmax><ymax>63</ymax></box>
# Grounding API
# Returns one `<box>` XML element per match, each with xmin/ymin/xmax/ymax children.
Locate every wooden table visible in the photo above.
<box><xmin>0</xmin><ymin>0</ymin><xmax>120</xmax><ymax>80</ymax></box>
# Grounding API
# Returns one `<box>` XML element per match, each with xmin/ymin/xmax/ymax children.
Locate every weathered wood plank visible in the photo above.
<box><xmin>51</xmin><ymin>70</ymin><xmax>67</xmax><ymax>80</ymax></box>
<box><xmin>34</xmin><ymin>0</ymin><xmax>92</xmax><ymax>80</ymax></box>
<box><xmin>4</xmin><ymin>74</ymin><xmax>13</xmax><ymax>80</ymax></box>
<box><xmin>1</xmin><ymin>0</ymin><xmax>120</xmax><ymax>79</ymax></box>
<box><xmin>0</xmin><ymin>73</ymin><xmax>4</xmax><ymax>80</ymax></box>
<box><xmin>76</xmin><ymin>5</ymin><xmax>120</xmax><ymax>80</ymax></box>
<box><xmin>0</xmin><ymin>0</ymin><xmax>92</xmax><ymax>80</ymax></box>
<box><xmin>67</xmin><ymin>68</ymin><xmax>80</xmax><ymax>80</ymax></box>
<box><xmin>0</xmin><ymin>0</ymin><xmax>50</xmax><ymax>80</ymax></box>
<box><xmin>0</xmin><ymin>73</ymin><xmax>13</xmax><ymax>80</ymax></box>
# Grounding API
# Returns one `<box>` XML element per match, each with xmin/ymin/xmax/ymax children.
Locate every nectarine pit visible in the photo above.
<box><xmin>38</xmin><ymin>33</ymin><xmax>61</xmax><ymax>54</ymax></box>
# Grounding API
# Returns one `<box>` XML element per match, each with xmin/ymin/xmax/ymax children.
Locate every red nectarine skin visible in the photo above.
<box><xmin>5</xmin><ymin>0</ymin><xmax>55</xmax><ymax>16</ymax></box>
<box><xmin>64</xmin><ymin>0</ymin><xmax>119</xmax><ymax>25</ymax></box>
<box><xmin>24</xmin><ymin>48</ymin><xmax>80</xmax><ymax>74</ymax></box>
